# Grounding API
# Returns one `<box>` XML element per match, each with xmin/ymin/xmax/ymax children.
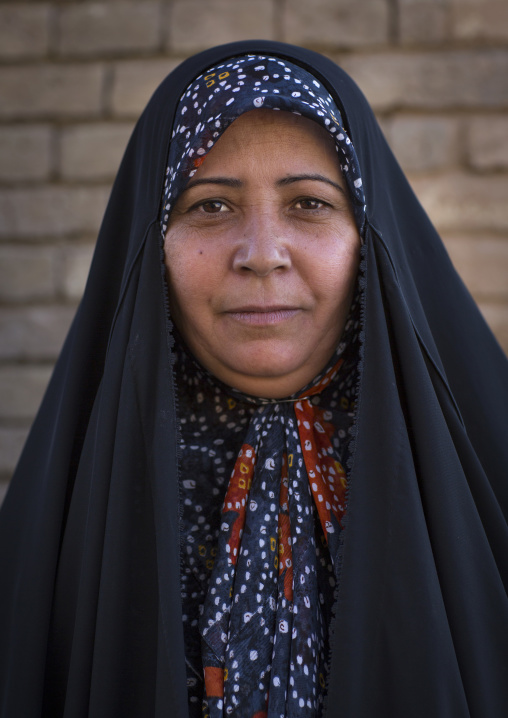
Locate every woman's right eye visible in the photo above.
<box><xmin>195</xmin><ymin>200</ymin><xmax>228</xmax><ymax>214</ymax></box>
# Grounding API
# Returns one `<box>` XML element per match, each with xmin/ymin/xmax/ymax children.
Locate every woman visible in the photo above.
<box><xmin>0</xmin><ymin>40</ymin><xmax>507</xmax><ymax>718</ymax></box>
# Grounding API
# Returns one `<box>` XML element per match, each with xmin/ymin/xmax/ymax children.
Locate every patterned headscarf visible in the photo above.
<box><xmin>162</xmin><ymin>55</ymin><xmax>365</xmax><ymax>718</ymax></box>
<box><xmin>161</xmin><ymin>54</ymin><xmax>365</xmax><ymax>236</ymax></box>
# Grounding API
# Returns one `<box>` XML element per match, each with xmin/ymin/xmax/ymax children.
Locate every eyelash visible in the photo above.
<box><xmin>194</xmin><ymin>199</ymin><xmax>229</xmax><ymax>214</ymax></box>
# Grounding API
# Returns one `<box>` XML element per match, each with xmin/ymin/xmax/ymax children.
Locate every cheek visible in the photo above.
<box><xmin>164</xmin><ymin>239</ymin><xmax>220</xmax><ymax>320</ymax></box>
<box><xmin>308</xmin><ymin>236</ymin><xmax>360</xmax><ymax>305</ymax></box>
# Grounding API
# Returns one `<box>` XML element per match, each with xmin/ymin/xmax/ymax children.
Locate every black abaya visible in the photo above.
<box><xmin>1</xmin><ymin>41</ymin><xmax>507</xmax><ymax>718</ymax></box>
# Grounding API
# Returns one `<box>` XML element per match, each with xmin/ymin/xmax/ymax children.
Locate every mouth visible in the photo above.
<box><xmin>224</xmin><ymin>305</ymin><xmax>302</xmax><ymax>326</ymax></box>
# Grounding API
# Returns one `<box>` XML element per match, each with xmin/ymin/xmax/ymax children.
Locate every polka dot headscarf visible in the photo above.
<box><xmin>164</xmin><ymin>54</ymin><xmax>365</xmax><ymax>718</ymax></box>
<box><xmin>160</xmin><ymin>54</ymin><xmax>366</xmax><ymax>236</ymax></box>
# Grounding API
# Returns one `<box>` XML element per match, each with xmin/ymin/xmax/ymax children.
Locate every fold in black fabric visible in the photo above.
<box><xmin>0</xmin><ymin>41</ymin><xmax>507</xmax><ymax>718</ymax></box>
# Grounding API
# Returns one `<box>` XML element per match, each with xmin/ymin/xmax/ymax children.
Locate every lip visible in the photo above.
<box><xmin>224</xmin><ymin>305</ymin><xmax>302</xmax><ymax>326</ymax></box>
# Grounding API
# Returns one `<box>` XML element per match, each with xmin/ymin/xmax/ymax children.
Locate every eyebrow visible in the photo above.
<box><xmin>183</xmin><ymin>177</ymin><xmax>242</xmax><ymax>192</ymax></box>
<box><xmin>183</xmin><ymin>173</ymin><xmax>346</xmax><ymax>195</ymax></box>
<box><xmin>277</xmin><ymin>174</ymin><xmax>346</xmax><ymax>196</ymax></box>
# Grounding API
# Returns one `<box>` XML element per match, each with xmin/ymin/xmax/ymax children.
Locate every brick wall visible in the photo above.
<box><xmin>1</xmin><ymin>0</ymin><xmax>507</xmax><ymax>500</ymax></box>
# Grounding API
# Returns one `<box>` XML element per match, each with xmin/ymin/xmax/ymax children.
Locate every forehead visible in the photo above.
<box><xmin>191</xmin><ymin>109</ymin><xmax>341</xmax><ymax>175</ymax></box>
<box><xmin>212</xmin><ymin>107</ymin><xmax>338</xmax><ymax>142</ymax></box>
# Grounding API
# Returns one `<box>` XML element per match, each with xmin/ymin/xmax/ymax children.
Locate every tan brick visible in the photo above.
<box><xmin>478</xmin><ymin>302</ymin><xmax>508</xmax><ymax>355</ymax></box>
<box><xmin>0</xmin><ymin>245</ymin><xmax>56</xmax><ymax>302</ymax></box>
<box><xmin>0</xmin><ymin>365</ymin><xmax>52</xmax><ymax>421</ymax></box>
<box><xmin>340</xmin><ymin>51</ymin><xmax>508</xmax><ymax>112</ymax></box>
<box><xmin>57</xmin><ymin>2</ymin><xmax>160</xmax><ymax>57</ymax></box>
<box><xmin>283</xmin><ymin>0</ymin><xmax>389</xmax><ymax>48</ymax></box>
<box><xmin>443</xmin><ymin>235</ymin><xmax>508</xmax><ymax>300</ymax></box>
<box><xmin>110</xmin><ymin>59</ymin><xmax>180</xmax><ymax>117</ymax></box>
<box><xmin>450</xmin><ymin>1</ymin><xmax>508</xmax><ymax>41</ymax></box>
<box><xmin>389</xmin><ymin>116</ymin><xmax>458</xmax><ymax>172</ymax></box>
<box><xmin>409</xmin><ymin>173</ymin><xmax>508</xmax><ymax>233</ymax></box>
<box><xmin>0</xmin><ymin>306</ymin><xmax>74</xmax><ymax>361</ymax></box>
<box><xmin>0</xmin><ymin>64</ymin><xmax>104</xmax><ymax>120</ymax></box>
<box><xmin>0</xmin><ymin>186</ymin><xmax>110</xmax><ymax>239</ymax></box>
<box><xmin>59</xmin><ymin>244</ymin><xmax>95</xmax><ymax>300</ymax></box>
<box><xmin>168</xmin><ymin>0</ymin><xmax>275</xmax><ymax>54</ymax></box>
<box><xmin>467</xmin><ymin>116</ymin><xmax>508</xmax><ymax>171</ymax></box>
<box><xmin>0</xmin><ymin>4</ymin><xmax>50</xmax><ymax>59</ymax></box>
<box><xmin>398</xmin><ymin>0</ymin><xmax>448</xmax><ymax>44</ymax></box>
<box><xmin>0</xmin><ymin>125</ymin><xmax>53</xmax><ymax>182</ymax></box>
<box><xmin>59</xmin><ymin>123</ymin><xmax>133</xmax><ymax>180</ymax></box>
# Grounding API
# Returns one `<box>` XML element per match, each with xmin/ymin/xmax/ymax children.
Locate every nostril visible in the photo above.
<box><xmin>233</xmin><ymin>239</ymin><xmax>291</xmax><ymax>276</ymax></box>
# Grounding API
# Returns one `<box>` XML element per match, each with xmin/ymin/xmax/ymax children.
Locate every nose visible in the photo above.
<box><xmin>232</xmin><ymin>211</ymin><xmax>291</xmax><ymax>277</ymax></box>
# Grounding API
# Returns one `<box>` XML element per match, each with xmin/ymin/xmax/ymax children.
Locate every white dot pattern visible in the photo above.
<box><xmin>162</xmin><ymin>52</ymin><xmax>367</xmax><ymax>718</ymax></box>
<box><xmin>176</xmin><ymin>296</ymin><xmax>360</xmax><ymax>717</ymax></box>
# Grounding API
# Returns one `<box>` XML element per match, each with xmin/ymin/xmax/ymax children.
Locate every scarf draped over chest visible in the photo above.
<box><xmin>177</xmin><ymin>310</ymin><xmax>359</xmax><ymax>717</ymax></box>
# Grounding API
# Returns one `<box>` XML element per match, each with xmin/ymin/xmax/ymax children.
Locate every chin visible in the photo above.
<box><xmin>225</xmin><ymin>344</ymin><xmax>305</xmax><ymax>377</ymax></box>
<box><xmin>233</xmin><ymin>361</ymin><xmax>300</xmax><ymax>382</ymax></box>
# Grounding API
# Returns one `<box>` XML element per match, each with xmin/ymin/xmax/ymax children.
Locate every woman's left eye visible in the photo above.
<box><xmin>294</xmin><ymin>198</ymin><xmax>328</xmax><ymax>211</ymax></box>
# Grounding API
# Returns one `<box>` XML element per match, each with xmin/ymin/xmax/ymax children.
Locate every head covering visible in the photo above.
<box><xmin>163</xmin><ymin>55</ymin><xmax>365</xmax><ymax>717</ymax></box>
<box><xmin>0</xmin><ymin>40</ymin><xmax>507</xmax><ymax>718</ymax></box>
<box><xmin>160</xmin><ymin>53</ymin><xmax>365</xmax><ymax>235</ymax></box>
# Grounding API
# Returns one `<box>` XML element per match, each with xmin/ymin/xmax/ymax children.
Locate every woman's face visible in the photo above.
<box><xmin>164</xmin><ymin>109</ymin><xmax>361</xmax><ymax>398</ymax></box>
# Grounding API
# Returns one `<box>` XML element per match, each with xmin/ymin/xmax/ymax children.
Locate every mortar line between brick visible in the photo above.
<box><xmin>47</xmin><ymin>2</ymin><xmax>60</xmax><ymax>59</ymax></box>
<box><xmin>162</xmin><ymin>0</ymin><xmax>174</xmax><ymax>54</ymax></box>
<box><xmin>274</xmin><ymin>0</ymin><xmax>284</xmax><ymax>42</ymax></box>
<box><xmin>102</xmin><ymin>63</ymin><xmax>115</xmax><ymax>118</ymax></box>
<box><xmin>386</xmin><ymin>0</ymin><xmax>399</xmax><ymax>45</ymax></box>
<box><xmin>49</xmin><ymin>124</ymin><xmax>59</xmax><ymax>182</ymax></box>
<box><xmin>159</xmin><ymin>0</ymin><xmax>170</xmax><ymax>52</ymax></box>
